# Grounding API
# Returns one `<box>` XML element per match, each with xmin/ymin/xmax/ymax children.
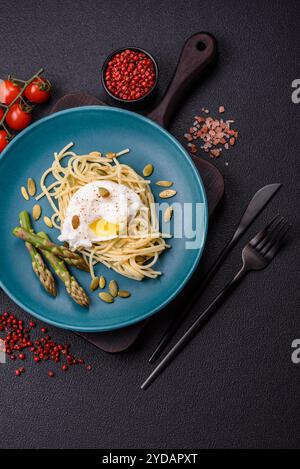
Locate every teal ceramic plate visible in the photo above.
<box><xmin>0</xmin><ymin>107</ymin><xmax>208</xmax><ymax>331</ymax></box>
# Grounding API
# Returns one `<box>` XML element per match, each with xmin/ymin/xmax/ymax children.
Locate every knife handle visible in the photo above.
<box><xmin>147</xmin><ymin>32</ymin><xmax>217</xmax><ymax>129</ymax></box>
<box><xmin>149</xmin><ymin>237</ymin><xmax>235</xmax><ymax>364</ymax></box>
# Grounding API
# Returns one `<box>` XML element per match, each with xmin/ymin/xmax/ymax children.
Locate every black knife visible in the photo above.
<box><xmin>149</xmin><ymin>183</ymin><xmax>282</xmax><ymax>364</ymax></box>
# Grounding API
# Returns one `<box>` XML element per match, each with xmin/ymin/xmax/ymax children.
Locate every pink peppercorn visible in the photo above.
<box><xmin>0</xmin><ymin>311</ymin><xmax>91</xmax><ymax>378</ymax></box>
<box><xmin>104</xmin><ymin>49</ymin><xmax>156</xmax><ymax>101</ymax></box>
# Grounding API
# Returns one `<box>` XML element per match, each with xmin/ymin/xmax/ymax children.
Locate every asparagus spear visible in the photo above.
<box><xmin>19</xmin><ymin>211</ymin><xmax>56</xmax><ymax>297</ymax></box>
<box><xmin>13</xmin><ymin>226</ymin><xmax>89</xmax><ymax>272</ymax></box>
<box><xmin>38</xmin><ymin>232</ymin><xmax>89</xmax><ymax>307</ymax></box>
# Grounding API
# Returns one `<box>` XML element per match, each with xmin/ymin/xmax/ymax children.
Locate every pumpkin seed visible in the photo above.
<box><xmin>143</xmin><ymin>164</ymin><xmax>153</xmax><ymax>177</ymax></box>
<box><xmin>89</xmin><ymin>151</ymin><xmax>102</xmax><ymax>157</ymax></box>
<box><xmin>99</xmin><ymin>292</ymin><xmax>114</xmax><ymax>303</ymax></box>
<box><xmin>164</xmin><ymin>206</ymin><xmax>173</xmax><ymax>223</ymax></box>
<box><xmin>21</xmin><ymin>186</ymin><xmax>29</xmax><ymax>201</ymax></box>
<box><xmin>105</xmin><ymin>152</ymin><xmax>116</xmax><ymax>158</ymax></box>
<box><xmin>118</xmin><ymin>290</ymin><xmax>131</xmax><ymax>298</ymax></box>
<box><xmin>90</xmin><ymin>276</ymin><xmax>100</xmax><ymax>291</ymax></box>
<box><xmin>32</xmin><ymin>204</ymin><xmax>42</xmax><ymax>221</ymax></box>
<box><xmin>72</xmin><ymin>215</ymin><xmax>80</xmax><ymax>229</ymax></box>
<box><xmin>44</xmin><ymin>216</ymin><xmax>53</xmax><ymax>228</ymax></box>
<box><xmin>156</xmin><ymin>180</ymin><xmax>173</xmax><ymax>187</ymax></box>
<box><xmin>96</xmin><ymin>169</ymin><xmax>106</xmax><ymax>176</ymax></box>
<box><xmin>99</xmin><ymin>187</ymin><xmax>110</xmax><ymax>198</ymax></box>
<box><xmin>99</xmin><ymin>275</ymin><xmax>106</xmax><ymax>289</ymax></box>
<box><xmin>67</xmin><ymin>174</ymin><xmax>76</xmax><ymax>187</ymax></box>
<box><xmin>27</xmin><ymin>178</ymin><xmax>36</xmax><ymax>197</ymax></box>
<box><xmin>109</xmin><ymin>279</ymin><xmax>118</xmax><ymax>297</ymax></box>
<box><xmin>159</xmin><ymin>189</ymin><xmax>177</xmax><ymax>199</ymax></box>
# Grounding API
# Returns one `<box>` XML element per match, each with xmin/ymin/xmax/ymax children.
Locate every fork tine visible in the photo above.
<box><xmin>256</xmin><ymin>217</ymin><xmax>285</xmax><ymax>252</ymax></box>
<box><xmin>249</xmin><ymin>215</ymin><xmax>280</xmax><ymax>247</ymax></box>
<box><xmin>265</xmin><ymin>225</ymin><xmax>290</xmax><ymax>259</ymax></box>
<box><xmin>261</xmin><ymin>221</ymin><xmax>288</xmax><ymax>255</ymax></box>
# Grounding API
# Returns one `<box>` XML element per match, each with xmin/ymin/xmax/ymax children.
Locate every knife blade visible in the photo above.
<box><xmin>149</xmin><ymin>183</ymin><xmax>282</xmax><ymax>364</ymax></box>
<box><xmin>231</xmin><ymin>183</ymin><xmax>282</xmax><ymax>242</ymax></box>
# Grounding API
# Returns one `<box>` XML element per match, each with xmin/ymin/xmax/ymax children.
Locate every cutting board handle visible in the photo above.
<box><xmin>148</xmin><ymin>32</ymin><xmax>217</xmax><ymax>128</ymax></box>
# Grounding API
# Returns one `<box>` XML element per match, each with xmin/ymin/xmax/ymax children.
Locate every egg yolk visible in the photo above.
<box><xmin>89</xmin><ymin>218</ymin><xmax>119</xmax><ymax>238</ymax></box>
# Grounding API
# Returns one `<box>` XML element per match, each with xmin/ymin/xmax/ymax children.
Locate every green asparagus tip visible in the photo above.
<box><xmin>12</xmin><ymin>226</ymin><xmax>20</xmax><ymax>236</ymax></box>
<box><xmin>19</xmin><ymin>210</ymin><xmax>31</xmax><ymax>229</ymax></box>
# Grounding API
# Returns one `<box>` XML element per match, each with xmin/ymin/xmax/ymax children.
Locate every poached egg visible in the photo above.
<box><xmin>59</xmin><ymin>180</ymin><xmax>143</xmax><ymax>250</ymax></box>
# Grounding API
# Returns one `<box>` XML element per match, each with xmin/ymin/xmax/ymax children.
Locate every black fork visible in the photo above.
<box><xmin>233</xmin><ymin>216</ymin><xmax>289</xmax><ymax>276</ymax></box>
<box><xmin>141</xmin><ymin>217</ymin><xmax>290</xmax><ymax>390</ymax></box>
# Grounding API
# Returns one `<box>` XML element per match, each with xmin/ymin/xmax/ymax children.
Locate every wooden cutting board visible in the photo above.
<box><xmin>50</xmin><ymin>32</ymin><xmax>225</xmax><ymax>352</ymax></box>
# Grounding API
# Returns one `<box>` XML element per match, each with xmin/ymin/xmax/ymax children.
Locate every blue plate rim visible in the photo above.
<box><xmin>0</xmin><ymin>106</ymin><xmax>208</xmax><ymax>331</ymax></box>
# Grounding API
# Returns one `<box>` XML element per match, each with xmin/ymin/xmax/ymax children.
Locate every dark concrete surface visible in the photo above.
<box><xmin>0</xmin><ymin>0</ymin><xmax>299</xmax><ymax>449</ymax></box>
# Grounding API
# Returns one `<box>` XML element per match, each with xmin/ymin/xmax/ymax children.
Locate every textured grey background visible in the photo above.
<box><xmin>0</xmin><ymin>0</ymin><xmax>299</xmax><ymax>449</ymax></box>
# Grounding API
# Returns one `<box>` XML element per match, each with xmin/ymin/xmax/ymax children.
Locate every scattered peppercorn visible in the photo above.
<box><xmin>105</xmin><ymin>49</ymin><xmax>156</xmax><ymax>101</ymax></box>
<box><xmin>0</xmin><ymin>311</ymin><xmax>92</xmax><ymax>377</ymax></box>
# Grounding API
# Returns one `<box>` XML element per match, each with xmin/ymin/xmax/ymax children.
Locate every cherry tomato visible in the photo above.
<box><xmin>0</xmin><ymin>79</ymin><xmax>21</xmax><ymax>105</ymax></box>
<box><xmin>5</xmin><ymin>102</ymin><xmax>32</xmax><ymax>131</ymax></box>
<box><xmin>0</xmin><ymin>107</ymin><xmax>4</xmax><ymax>121</ymax></box>
<box><xmin>24</xmin><ymin>77</ymin><xmax>51</xmax><ymax>103</ymax></box>
<box><xmin>0</xmin><ymin>129</ymin><xmax>9</xmax><ymax>152</ymax></box>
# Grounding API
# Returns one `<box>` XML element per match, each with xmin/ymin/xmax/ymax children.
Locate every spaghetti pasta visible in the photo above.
<box><xmin>36</xmin><ymin>143</ymin><xmax>170</xmax><ymax>281</ymax></box>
